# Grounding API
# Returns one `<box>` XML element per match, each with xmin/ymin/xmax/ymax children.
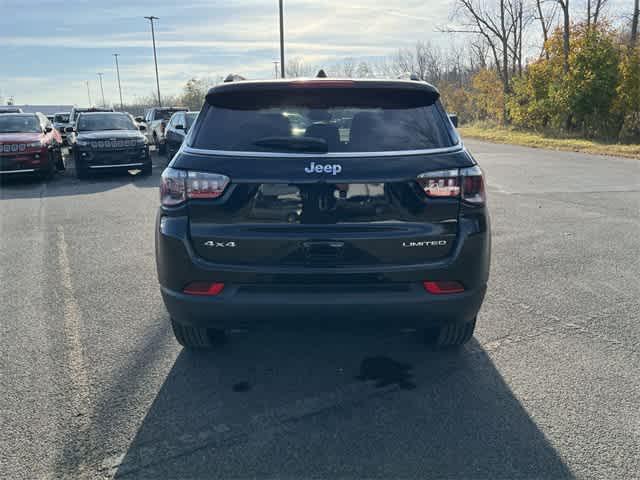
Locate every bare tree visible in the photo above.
<box><xmin>505</xmin><ymin>0</ymin><xmax>533</xmax><ymax>75</ymax></box>
<box><xmin>332</xmin><ymin>58</ymin><xmax>357</xmax><ymax>77</ymax></box>
<box><xmin>285</xmin><ymin>57</ymin><xmax>316</xmax><ymax>78</ymax></box>
<box><xmin>447</xmin><ymin>0</ymin><xmax>528</xmax><ymax>121</ymax></box>
<box><xmin>355</xmin><ymin>61</ymin><xmax>375</xmax><ymax>78</ymax></box>
<box><xmin>469</xmin><ymin>37</ymin><xmax>490</xmax><ymax>70</ymax></box>
<box><xmin>535</xmin><ymin>0</ymin><xmax>558</xmax><ymax>59</ymax></box>
<box><xmin>555</xmin><ymin>0</ymin><xmax>570</xmax><ymax>73</ymax></box>
<box><xmin>387</xmin><ymin>41</ymin><xmax>445</xmax><ymax>82</ymax></box>
<box><xmin>587</xmin><ymin>0</ymin><xmax>609</xmax><ymax>26</ymax></box>
<box><xmin>632</xmin><ymin>0</ymin><xmax>639</xmax><ymax>46</ymax></box>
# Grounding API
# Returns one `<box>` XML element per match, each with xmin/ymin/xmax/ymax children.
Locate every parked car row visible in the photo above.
<box><xmin>0</xmin><ymin>110</ymin><xmax>151</xmax><ymax>180</ymax></box>
<box><xmin>0</xmin><ymin>104</ymin><xmax>196</xmax><ymax>182</ymax></box>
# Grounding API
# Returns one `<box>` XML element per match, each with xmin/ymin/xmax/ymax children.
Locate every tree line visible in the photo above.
<box><xmin>126</xmin><ymin>0</ymin><xmax>639</xmax><ymax>143</ymax></box>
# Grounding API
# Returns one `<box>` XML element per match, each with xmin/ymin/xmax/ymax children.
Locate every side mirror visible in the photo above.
<box><xmin>138</xmin><ymin>124</ymin><xmax>147</xmax><ymax>131</ymax></box>
<box><xmin>448</xmin><ymin>113</ymin><xmax>459</xmax><ymax>128</ymax></box>
<box><xmin>45</xmin><ymin>126</ymin><xmax>53</xmax><ymax>133</ymax></box>
<box><xmin>135</xmin><ymin>116</ymin><xmax>144</xmax><ymax>123</ymax></box>
<box><xmin>175</xmin><ymin>124</ymin><xmax>185</xmax><ymax>131</ymax></box>
<box><xmin>65</xmin><ymin>126</ymin><xmax>75</xmax><ymax>133</ymax></box>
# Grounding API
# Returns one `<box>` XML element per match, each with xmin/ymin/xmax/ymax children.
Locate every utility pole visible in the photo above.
<box><xmin>113</xmin><ymin>53</ymin><xmax>124</xmax><ymax>110</ymax></box>
<box><xmin>97</xmin><ymin>73</ymin><xmax>106</xmax><ymax>107</ymax></box>
<box><xmin>273</xmin><ymin>61</ymin><xmax>280</xmax><ymax>78</ymax></box>
<box><xmin>144</xmin><ymin>16</ymin><xmax>162</xmax><ymax>107</ymax></box>
<box><xmin>279</xmin><ymin>0</ymin><xmax>285</xmax><ymax>78</ymax></box>
<box><xmin>85</xmin><ymin>81</ymin><xmax>92</xmax><ymax>106</ymax></box>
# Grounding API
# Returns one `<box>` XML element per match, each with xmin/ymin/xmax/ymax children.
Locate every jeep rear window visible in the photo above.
<box><xmin>190</xmin><ymin>88</ymin><xmax>454</xmax><ymax>153</ymax></box>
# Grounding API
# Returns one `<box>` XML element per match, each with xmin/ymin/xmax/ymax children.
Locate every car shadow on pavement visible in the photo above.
<box><xmin>108</xmin><ymin>327</ymin><xmax>572</xmax><ymax>479</ymax></box>
<box><xmin>0</xmin><ymin>169</ymin><xmax>160</xmax><ymax>199</ymax></box>
<box><xmin>0</xmin><ymin>153</ymin><xmax>167</xmax><ymax>200</ymax></box>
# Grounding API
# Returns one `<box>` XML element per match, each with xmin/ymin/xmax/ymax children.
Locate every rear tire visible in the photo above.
<box><xmin>427</xmin><ymin>316</ymin><xmax>477</xmax><ymax>347</ymax></box>
<box><xmin>170</xmin><ymin>318</ymin><xmax>225</xmax><ymax>350</ymax></box>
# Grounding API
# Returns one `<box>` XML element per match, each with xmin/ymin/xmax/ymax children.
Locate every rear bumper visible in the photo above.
<box><xmin>162</xmin><ymin>283</ymin><xmax>486</xmax><ymax>329</ymax></box>
<box><xmin>156</xmin><ymin>212</ymin><xmax>491</xmax><ymax>329</ymax></box>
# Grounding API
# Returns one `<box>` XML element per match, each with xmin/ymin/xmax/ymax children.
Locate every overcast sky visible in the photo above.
<box><xmin>0</xmin><ymin>0</ymin><xmax>631</xmax><ymax>106</ymax></box>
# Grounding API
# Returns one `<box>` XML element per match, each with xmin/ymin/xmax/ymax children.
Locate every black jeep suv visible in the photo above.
<box><xmin>70</xmin><ymin>112</ymin><xmax>150</xmax><ymax>178</ymax></box>
<box><xmin>156</xmin><ymin>78</ymin><xmax>490</xmax><ymax>349</ymax></box>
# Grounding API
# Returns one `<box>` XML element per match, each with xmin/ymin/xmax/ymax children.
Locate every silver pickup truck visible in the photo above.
<box><xmin>142</xmin><ymin>107</ymin><xmax>187</xmax><ymax>154</ymax></box>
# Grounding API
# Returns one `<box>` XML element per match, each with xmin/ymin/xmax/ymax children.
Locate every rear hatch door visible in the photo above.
<box><xmin>176</xmin><ymin>80</ymin><xmax>472</xmax><ymax>267</ymax></box>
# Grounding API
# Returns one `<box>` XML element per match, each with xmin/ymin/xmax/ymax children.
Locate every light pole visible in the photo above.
<box><xmin>97</xmin><ymin>73</ymin><xmax>106</xmax><ymax>107</ymax></box>
<box><xmin>113</xmin><ymin>53</ymin><xmax>124</xmax><ymax>111</ymax></box>
<box><xmin>144</xmin><ymin>15</ymin><xmax>162</xmax><ymax>107</ymax></box>
<box><xmin>279</xmin><ymin>0</ymin><xmax>285</xmax><ymax>78</ymax></box>
<box><xmin>273</xmin><ymin>61</ymin><xmax>280</xmax><ymax>79</ymax></box>
<box><xmin>85</xmin><ymin>81</ymin><xmax>92</xmax><ymax>106</ymax></box>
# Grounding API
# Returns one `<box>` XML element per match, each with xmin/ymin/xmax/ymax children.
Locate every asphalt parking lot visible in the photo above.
<box><xmin>1</xmin><ymin>140</ymin><xmax>639</xmax><ymax>479</ymax></box>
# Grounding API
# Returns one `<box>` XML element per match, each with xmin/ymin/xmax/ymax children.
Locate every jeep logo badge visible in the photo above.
<box><xmin>304</xmin><ymin>162</ymin><xmax>342</xmax><ymax>175</ymax></box>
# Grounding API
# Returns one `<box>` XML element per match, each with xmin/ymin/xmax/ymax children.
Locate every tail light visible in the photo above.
<box><xmin>460</xmin><ymin>165</ymin><xmax>486</xmax><ymax>204</ymax></box>
<box><xmin>423</xmin><ymin>281</ymin><xmax>465</xmax><ymax>294</ymax></box>
<box><xmin>417</xmin><ymin>169</ymin><xmax>460</xmax><ymax>197</ymax></box>
<box><xmin>183</xmin><ymin>282</ymin><xmax>225</xmax><ymax>296</ymax></box>
<box><xmin>417</xmin><ymin>166</ymin><xmax>485</xmax><ymax>205</ymax></box>
<box><xmin>160</xmin><ymin>168</ymin><xmax>230</xmax><ymax>206</ymax></box>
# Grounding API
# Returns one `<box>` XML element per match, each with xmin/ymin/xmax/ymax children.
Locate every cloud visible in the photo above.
<box><xmin>0</xmin><ymin>0</ymin><xmax>474</xmax><ymax>104</ymax></box>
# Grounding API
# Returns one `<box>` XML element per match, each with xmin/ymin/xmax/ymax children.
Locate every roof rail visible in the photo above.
<box><xmin>223</xmin><ymin>74</ymin><xmax>246</xmax><ymax>83</ymax></box>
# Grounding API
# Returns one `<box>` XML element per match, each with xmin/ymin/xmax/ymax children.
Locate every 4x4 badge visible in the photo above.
<box><xmin>204</xmin><ymin>241</ymin><xmax>236</xmax><ymax>248</ymax></box>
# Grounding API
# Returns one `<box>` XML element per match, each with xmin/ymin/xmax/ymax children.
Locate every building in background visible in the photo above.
<box><xmin>13</xmin><ymin>105</ymin><xmax>74</xmax><ymax>115</ymax></box>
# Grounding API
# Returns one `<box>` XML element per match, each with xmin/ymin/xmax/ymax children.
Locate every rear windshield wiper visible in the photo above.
<box><xmin>252</xmin><ymin>136</ymin><xmax>328</xmax><ymax>153</ymax></box>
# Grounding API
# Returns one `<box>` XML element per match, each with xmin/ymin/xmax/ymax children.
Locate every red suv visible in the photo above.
<box><xmin>0</xmin><ymin>113</ymin><xmax>64</xmax><ymax>178</ymax></box>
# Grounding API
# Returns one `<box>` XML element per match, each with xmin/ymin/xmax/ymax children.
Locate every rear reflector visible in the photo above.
<box><xmin>183</xmin><ymin>282</ymin><xmax>225</xmax><ymax>296</ymax></box>
<box><xmin>423</xmin><ymin>281</ymin><xmax>465</xmax><ymax>294</ymax></box>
